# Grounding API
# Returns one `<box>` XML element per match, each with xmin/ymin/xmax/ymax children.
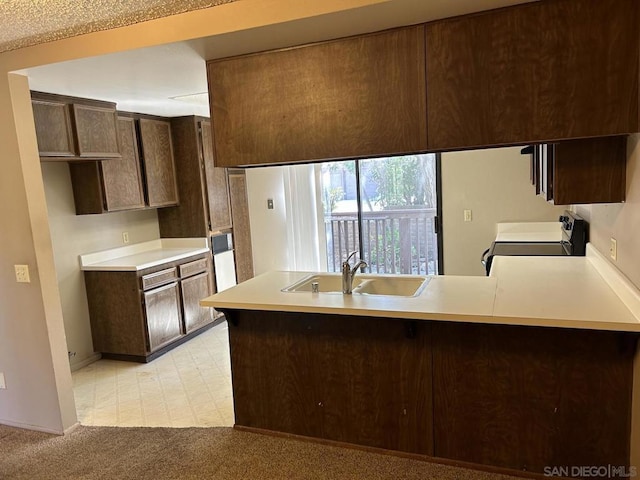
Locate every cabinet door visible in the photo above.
<box><xmin>208</xmin><ymin>25</ymin><xmax>427</xmax><ymax>166</ymax></box>
<box><xmin>139</xmin><ymin>118</ymin><xmax>179</xmax><ymax>207</ymax></box>
<box><xmin>200</xmin><ymin>120</ymin><xmax>232</xmax><ymax>231</ymax></box>
<box><xmin>72</xmin><ymin>104</ymin><xmax>120</xmax><ymax>158</ymax></box>
<box><xmin>552</xmin><ymin>136</ymin><xmax>626</xmax><ymax>205</ymax></box>
<box><xmin>426</xmin><ymin>0</ymin><xmax>639</xmax><ymax>150</ymax></box>
<box><xmin>144</xmin><ymin>282</ymin><xmax>183</xmax><ymax>352</ymax></box>
<box><xmin>534</xmin><ymin>0</ymin><xmax>639</xmax><ymax>141</ymax></box>
<box><xmin>426</xmin><ymin>4</ymin><xmax>539</xmax><ymax>150</ymax></box>
<box><xmin>181</xmin><ymin>271</ymin><xmax>212</xmax><ymax>334</ymax></box>
<box><xmin>228</xmin><ymin>171</ymin><xmax>254</xmax><ymax>282</ymax></box>
<box><xmin>229</xmin><ymin>311</ymin><xmax>434</xmax><ymax>454</ymax></box>
<box><xmin>101</xmin><ymin>117</ymin><xmax>146</xmax><ymax>211</ymax></box>
<box><xmin>32</xmin><ymin>99</ymin><xmax>76</xmax><ymax>158</ymax></box>
<box><xmin>431</xmin><ymin>322</ymin><xmax>632</xmax><ymax>473</ymax></box>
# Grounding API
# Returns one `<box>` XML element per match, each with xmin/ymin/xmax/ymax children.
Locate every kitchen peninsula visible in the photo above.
<box><xmin>201</xmin><ymin>245</ymin><xmax>640</xmax><ymax>476</ymax></box>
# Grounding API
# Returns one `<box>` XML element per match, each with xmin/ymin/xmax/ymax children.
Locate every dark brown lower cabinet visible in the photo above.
<box><xmin>225</xmin><ymin>309</ymin><xmax>636</xmax><ymax>476</ymax></box>
<box><xmin>431</xmin><ymin>322</ymin><xmax>633</xmax><ymax>472</ymax></box>
<box><xmin>84</xmin><ymin>253</ymin><xmax>214</xmax><ymax>362</ymax></box>
<box><xmin>144</xmin><ymin>282</ymin><xmax>182</xmax><ymax>351</ymax></box>
<box><xmin>181</xmin><ymin>271</ymin><xmax>212</xmax><ymax>333</ymax></box>
<box><xmin>227</xmin><ymin>310</ymin><xmax>433</xmax><ymax>454</ymax></box>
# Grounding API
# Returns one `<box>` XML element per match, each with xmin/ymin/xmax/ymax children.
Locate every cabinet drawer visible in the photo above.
<box><xmin>179</xmin><ymin>258</ymin><xmax>209</xmax><ymax>278</ymax></box>
<box><xmin>141</xmin><ymin>267</ymin><xmax>178</xmax><ymax>290</ymax></box>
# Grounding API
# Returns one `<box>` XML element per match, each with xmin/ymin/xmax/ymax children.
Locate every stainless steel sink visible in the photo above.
<box><xmin>281</xmin><ymin>273</ymin><xmax>430</xmax><ymax>297</ymax></box>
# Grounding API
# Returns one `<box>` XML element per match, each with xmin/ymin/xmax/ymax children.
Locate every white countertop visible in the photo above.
<box><xmin>80</xmin><ymin>238</ymin><xmax>209</xmax><ymax>271</ymax></box>
<box><xmin>201</xmin><ymin>244</ymin><xmax>640</xmax><ymax>332</ymax></box>
<box><xmin>495</xmin><ymin>221</ymin><xmax>562</xmax><ymax>242</ymax></box>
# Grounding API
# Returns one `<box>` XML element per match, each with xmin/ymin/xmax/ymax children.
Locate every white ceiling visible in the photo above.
<box><xmin>22</xmin><ymin>0</ymin><xmax>536</xmax><ymax>118</ymax></box>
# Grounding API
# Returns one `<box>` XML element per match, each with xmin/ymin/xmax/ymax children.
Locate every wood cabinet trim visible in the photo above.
<box><xmin>228</xmin><ymin>171</ymin><xmax>254</xmax><ymax>282</ymax></box>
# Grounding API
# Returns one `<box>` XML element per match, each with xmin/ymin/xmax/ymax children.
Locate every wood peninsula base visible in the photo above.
<box><xmin>222</xmin><ymin>309</ymin><xmax>637</xmax><ymax>478</ymax></box>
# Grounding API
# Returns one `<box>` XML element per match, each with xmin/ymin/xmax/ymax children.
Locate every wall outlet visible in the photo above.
<box><xmin>267</xmin><ymin>198</ymin><xmax>274</xmax><ymax>210</ymax></box>
<box><xmin>610</xmin><ymin>237</ymin><xmax>617</xmax><ymax>261</ymax></box>
<box><xmin>464</xmin><ymin>209</ymin><xmax>472</xmax><ymax>222</ymax></box>
<box><xmin>14</xmin><ymin>264</ymin><xmax>30</xmax><ymax>283</ymax></box>
<box><xmin>122</xmin><ymin>232</ymin><xmax>130</xmax><ymax>244</ymax></box>
<box><xmin>0</xmin><ymin>372</ymin><xmax>5</xmax><ymax>389</ymax></box>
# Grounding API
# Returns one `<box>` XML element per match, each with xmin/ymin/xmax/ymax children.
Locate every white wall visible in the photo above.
<box><xmin>441</xmin><ymin>147</ymin><xmax>566</xmax><ymax>276</ymax></box>
<box><xmin>246</xmin><ymin>164</ymin><xmax>325</xmax><ymax>275</ymax></box>
<box><xmin>0</xmin><ymin>74</ymin><xmax>76</xmax><ymax>433</ymax></box>
<box><xmin>41</xmin><ymin>162</ymin><xmax>160</xmax><ymax>370</ymax></box>
<box><xmin>245</xmin><ymin>167</ymin><xmax>289</xmax><ymax>275</ymax></box>
<box><xmin>575</xmin><ymin>134</ymin><xmax>640</xmax><ymax>288</ymax></box>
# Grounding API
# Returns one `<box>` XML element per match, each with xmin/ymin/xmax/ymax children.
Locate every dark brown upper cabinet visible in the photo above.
<box><xmin>72</xmin><ymin>104</ymin><xmax>120</xmax><ymax>158</ymax></box>
<box><xmin>70</xmin><ymin>114</ymin><xmax>178</xmax><ymax>215</ymax></box>
<box><xmin>70</xmin><ymin>116</ymin><xmax>146</xmax><ymax>214</ymax></box>
<box><xmin>207</xmin><ymin>25</ymin><xmax>427</xmax><ymax>167</ymax></box>
<box><xmin>426</xmin><ymin>0</ymin><xmax>640</xmax><ymax>151</ymax></box>
<box><xmin>158</xmin><ymin>116</ymin><xmax>232</xmax><ymax>238</ymax></box>
<box><xmin>31</xmin><ymin>92</ymin><xmax>120</xmax><ymax>160</ymax></box>
<box><xmin>32</xmin><ymin>97</ymin><xmax>76</xmax><ymax>157</ymax></box>
<box><xmin>103</xmin><ymin>117</ymin><xmax>146</xmax><ymax>211</ymax></box>
<box><xmin>139</xmin><ymin>118</ymin><xmax>180</xmax><ymax>208</ymax></box>
<box><xmin>528</xmin><ymin>136</ymin><xmax>627</xmax><ymax>205</ymax></box>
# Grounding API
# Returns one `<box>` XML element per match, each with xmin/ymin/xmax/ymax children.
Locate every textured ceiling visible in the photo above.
<box><xmin>0</xmin><ymin>0</ymin><xmax>234</xmax><ymax>53</ymax></box>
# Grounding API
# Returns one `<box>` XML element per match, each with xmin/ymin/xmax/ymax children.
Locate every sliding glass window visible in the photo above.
<box><xmin>318</xmin><ymin>154</ymin><xmax>441</xmax><ymax>275</ymax></box>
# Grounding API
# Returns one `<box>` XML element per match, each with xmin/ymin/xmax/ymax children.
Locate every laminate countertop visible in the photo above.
<box><xmin>201</xmin><ymin>244</ymin><xmax>640</xmax><ymax>332</ymax></box>
<box><xmin>494</xmin><ymin>221</ymin><xmax>562</xmax><ymax>242</ymax></box>
<box><xmin>80</xmin><ymin>238</ymin><xmax>209</xmax><ymax>272</ymax></box>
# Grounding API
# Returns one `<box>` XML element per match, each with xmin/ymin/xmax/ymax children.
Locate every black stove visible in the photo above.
<box><xmin>481</xmin><ymin>211</ymin><xmax>587</xmax><ymax>275</ymax></box>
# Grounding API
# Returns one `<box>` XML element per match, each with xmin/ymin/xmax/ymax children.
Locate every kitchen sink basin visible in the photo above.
<box><xmin>281</xmin><ymin>273</ymin><xmax>430</xmax><ymax>297</ymax></box>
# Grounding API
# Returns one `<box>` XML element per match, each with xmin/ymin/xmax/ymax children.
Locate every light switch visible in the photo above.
<box><xmin>0</xmin><ymin>372</ymin><xmax>5</xmax><ymax>389</ymax></box>
<box><xmin>267</xmin><ymin>198</ymin><xmax>274</xmax><ymax>210</ymax></box>
<box><xmin>14</xmin><ymin>265</ymin><xmax>30</xmax><ymax>283</ymax></box>
<box><xmin>464</xmin><ymin>209</ymin><xmax>472</xmax><ymax>222</ymax></box>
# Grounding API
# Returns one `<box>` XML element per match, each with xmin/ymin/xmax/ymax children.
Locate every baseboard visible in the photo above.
<box><xmin>63</xmin><ymin>422</ymin><xmax>81</xmax><ymax>435</ymax></box>
<box><xmin>70</xmin><ymin>353</ymin><xmax>101</xmax><ymax>372</ymax></box>
<box><xmin>234</xmin><ymin>425</ymin><xmax>550</xmax><ymax>480</ymax></box>
<box><xmin>0</xmin><ymin>418</ymin><xmax>64</xmax><ymax>435</ymax></box>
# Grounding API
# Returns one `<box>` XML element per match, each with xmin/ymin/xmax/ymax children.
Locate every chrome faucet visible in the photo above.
<box><xmin>342</xmin><ymin>251</ymin><xmax>367</xmax><ymax>294</ymax></box>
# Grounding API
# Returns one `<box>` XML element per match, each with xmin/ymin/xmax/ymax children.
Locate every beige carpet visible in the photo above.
<box><xmin>0</xmin><ymin>424</ymin><xmax>522</xmax><ymax>479</ymax></box>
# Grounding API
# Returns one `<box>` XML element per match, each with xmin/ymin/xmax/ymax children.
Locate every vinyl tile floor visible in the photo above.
<box><xmin>72</xmin><ymin>321</ymin><xmax>234</xmax><ymax>428</ymax></box>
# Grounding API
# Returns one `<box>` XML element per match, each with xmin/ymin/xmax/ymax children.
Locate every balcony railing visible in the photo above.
<box><xmin>324</xmin><ymin>208</ymin><xmax>438</xmax><ymax>275</ymax></box>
